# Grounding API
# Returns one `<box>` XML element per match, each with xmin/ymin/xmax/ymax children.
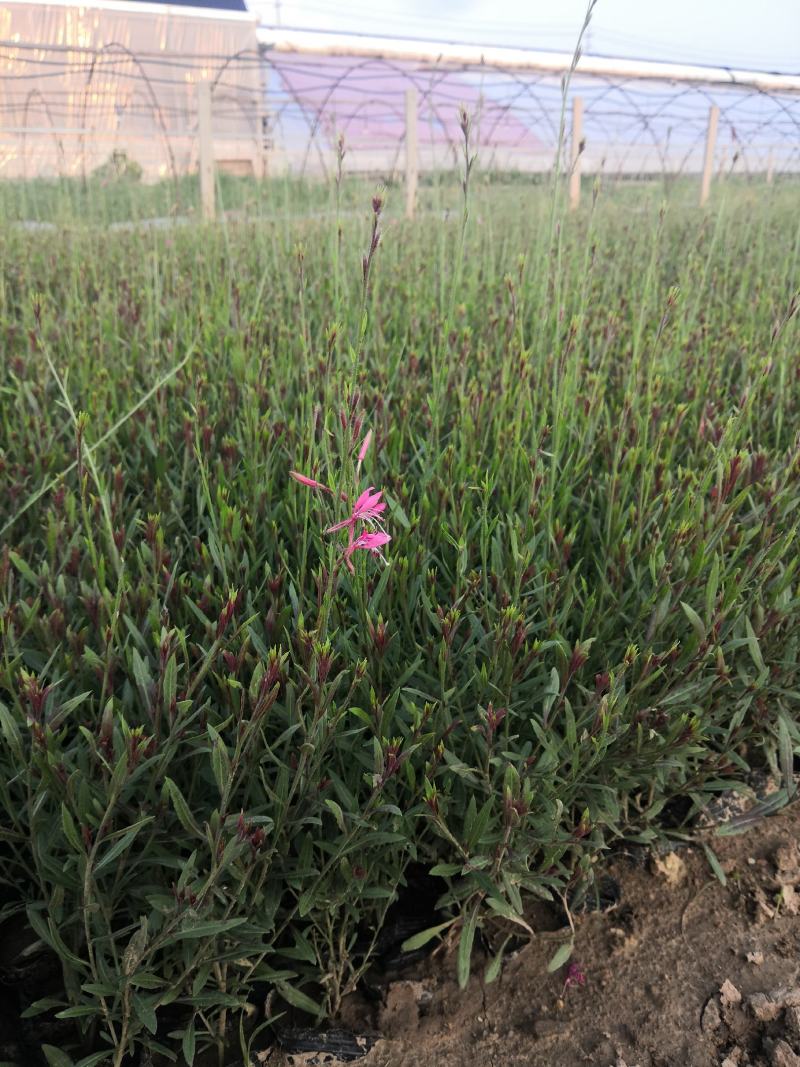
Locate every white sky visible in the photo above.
<box><xmin>251</xmin><ymin>0</ymin><xmax>800</xmax><ymax>73</ymax></box>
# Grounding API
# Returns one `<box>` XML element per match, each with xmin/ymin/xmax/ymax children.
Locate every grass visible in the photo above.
<box><xmin>0</xmin><ymin>170</ymin><xmax>798</xmax><ymax>1066</ymax></box>
<box><xmin>0</xmin><ymin>166</ymin><xmax>784</xmax><ymax>226</ymax></box>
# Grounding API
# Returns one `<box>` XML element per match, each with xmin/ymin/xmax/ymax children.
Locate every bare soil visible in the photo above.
<box><xmin>271</xmin><ymin>803</ymin><xmax>800</xmax><ymax>1067</ymax></box>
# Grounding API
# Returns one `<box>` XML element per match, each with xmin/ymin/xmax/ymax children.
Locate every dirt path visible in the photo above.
<box><xmin>272</xmin><ymin>803</ymin><xmax>800</xmax><ymax>1067</ymax></box>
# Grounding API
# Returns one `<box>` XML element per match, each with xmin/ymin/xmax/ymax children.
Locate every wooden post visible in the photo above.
<box><xmin>405</xmin><ymin>87</ymin><xmax>418</xmax><ymax>220</ymax></box>
<box><xmin>699</xmin><ymin>104</ymin><xmax>718</xmax><ymax>207</ymax></box>
<box><xmin>197</xmin><ymin>79</ymin><xmax>215</xmax><ymax>221</ymax></box>
<box><xmin>257</xmin><ymin>57</ymin><xmax>271</xmax><ymax>179</ymax></box>
<box><xmin>569</xmin><ymin>96</ymin><xmax>583</xmax><ymax>211</ymax></box>
<box><xmin>766</xmin><ymin>149</ymin><xmax>775</xmax><ymax>185</ymax></box>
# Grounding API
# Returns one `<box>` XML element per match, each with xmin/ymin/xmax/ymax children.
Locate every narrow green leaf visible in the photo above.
<box><xmin>546</xmin><ymin>939</ymin><xmax>574</xmax><ymax>973</ymax></box>
<box><xmin>777</xmin><ymin>710</ymin><xmax>797</xmax><ymax>799</ymax></box>
<box><xmin>744</xmin><ymin>617</ymin><xmax>766</xmax><ymax>675</ymax></box>
<box><xmin>705</xmin><ymin>554</ymin><xmax>720</xmax><ymax>625</ymax></box>
<box><xmin>26</xmin><ymin>909</ymin><xmax>85</xmax><ymax>970</ymax></box>
<box><xmin>9</xmin><ymin>550</ymin><xmax>39</xmax><ymax>586</ymax></box>
<box><xmin>41</xmin><ymin>1047</ymin><xmax>75</xmax><ymax>1067</ymax></box>
<box><xmin>429</xmin><ymin>863</ymin><xmax>462</xmax><ymax>877</ymax></box>
<box><xmin>95</xmin><ymin>819</ymin><xmax>152</xmax><ymax>874</ymax></box>
<box><xmin>208</xmin><ymin>725</ymin><xmax>232</xmax><ymax>799</ymax></box>
<box><xmin>703</xmin><ymin>843</ymin><xmax>727</xmax><ymax>886</ymax></box>
<box><xmin>484</xmin><ymin>935</ymin><xmax>512</xmax><ymax>984</ymax></box>
<box><xmin>132</xmin><ymin>993</ymin><xmax>158</xmax><ymax>1035</ymax></box>
<box><xmin>55</xmin><ymin>1005</ymin><xmax>98</xmax><ymax>1019</ymax></box>
<box><xmin>163</xmin><ymin>654</ymin><xmax>177</xmax><ymax>712</ymax></box>
<box><xmin>182</xmin><ymin>1019</ymin><xmax>196</xmax><ymax>1066</ymax></box>
<box><xmin>172</xmin><ymin>917</ymin><xmax>247</xmax><ymax>940</ymax></box>
<box><xmin>485</xmin><ymin>896</ymin><xmax>534</xmax><ymax>934</ymax></box>
<box><xmin>275</xmin><ymin>981</ymin><xmax>322</xmax><ymax>1017</ymax></box>
<box><xmin>680</xmin><ymin>601</ymin><xmax>705</xmax><ymax>641</ymax></box>
<box><xmin>457</xmin><ymin>905</ymin><xmax>479</xmax><ymax>990</ymax></box>
<box><xmin>57</xmin><ymin>692</ymin><xmax>91</xmax><ymax>718</ymax></box>
<box><xmin>61</xmin><ymin>804</ymin><xmax>83</xmax><ymax>853</ymax></box>
<box><xmin>75</xmin><ymin>1053</ymin><xmax>115</xmax><ymax>1067</ymax></box>
<box><xmin>131</xmin><ymin>648</ymin><xmax>152</xmax><ymax>704</ymax></box>
<box><xmin>164</xmin><ymin>778</ymin><xmax>203</xmax><ymax>839</ymax></box>
<box><xmin>400</xmin><ymin>919</ymin><xmax>456</xmax><ymax>954</ymax></box>
<box><xmin>324</xmin><ymin>798</ymin><xmax>346</xmax><ymax>832</ymax></box>
<box><xmin>715</xmin><ymin>789</ymin><xmax>789</xmax><ymax>834</ymax></box>
<box><xmin>0</xmin><ymin>701</ymin><xmax>23</xmax><ymax>762</ymax></box>
<box><xmin>20</xmin><ymin>996</ymin><xmax>65</xmax><ymax>1019</ymax></box>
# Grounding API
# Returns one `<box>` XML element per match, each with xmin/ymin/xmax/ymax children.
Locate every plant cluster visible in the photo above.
<box><xmin>0</xmin><ymin>178</ymin><xmax>798</xmax><ymax>1065</ymax></box>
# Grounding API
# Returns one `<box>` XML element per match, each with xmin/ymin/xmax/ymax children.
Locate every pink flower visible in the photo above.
<box><xmin>563</xmin><ymin>962</ymin><xmax>586</xmax><ymax>996</ymax></box>
<box><xmin>343</xmin><ymin>530</ymin><xmax>391</xmax><ymax>573</ymax></box>
<box><xmin>290</xmin><ymin>471</ymin><xmax>332</xmax><ymax>494</ymax></box>
<box><xmin>357</xmin><ymin>429</ymin><xmax>372</xmax><ymax>466</ymax></box>
<box><xmin>325</xmin><ymin>487</ymin><xmax>386</xmax><ymax>535</ymax></box>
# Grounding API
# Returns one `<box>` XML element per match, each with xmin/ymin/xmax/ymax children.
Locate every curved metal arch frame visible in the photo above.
<box><xmin>80</xmin><ymin>42</ymin><xmax>178</xmax><ymax>185</ymax></box>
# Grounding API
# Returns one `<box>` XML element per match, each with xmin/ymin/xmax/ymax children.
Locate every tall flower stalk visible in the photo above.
<box><xmin>291</xmin><ymin>430</ymin><xmax>391</xmax><ymax>640</ymax></box>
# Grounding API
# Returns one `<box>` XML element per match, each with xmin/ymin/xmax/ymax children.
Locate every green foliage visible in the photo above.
<box><xmin>91</xmin><ymin>151</ymin><xmax>144</xmax><ymax>185</ymax></box>
<box><xmin>0</xmin><ymin>178</ymin><xmax>799</xmax><ymax>1063</ymax></box>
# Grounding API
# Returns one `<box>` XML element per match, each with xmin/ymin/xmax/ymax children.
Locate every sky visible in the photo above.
<box><xmin>251</xmin><ymin>0</ymin><xmax>800</xmax><ymax>74</ymax></box>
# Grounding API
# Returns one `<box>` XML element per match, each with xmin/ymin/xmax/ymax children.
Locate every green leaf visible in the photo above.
<box><xmin>546</xmin><ymin>939</ymin><xmax>574</xmax><ymax>973</ymax></box>
<box><xmin>129</xmin><ymin>972</ymin><xmax>164</xmax><ymax>990</ymax></box>
<box><xmin>163</xmin><ymin>654</ymin><xmax>178</xmax><ymax>712</ymax></box>
<box><xmin>172</xmin><ymin>918</ymin><xmax>247</xmax><ymax>940</ymax></box>
<box><xmin>542</xmin><ymin>666</ymin><xmax>561</xmax><ymax>723</ymax></box>
<box><xmin>457</xmin><ymin>905</ymin><xmax>479</xmax><ymax>990</ymax></box>
<box><xmin>249</xmin><ymin>661</ymin><xmax>265</xmax><ymax>703</ymax></box>
<box><xmin>26</xmin><ymin>908</ymin><xmax>85</xmax><ymax>970</ymax></box>
<box><xmin>324</xmin><ymin>798</ymin><xmax>346</xmax><ymax>832</ymax></box>
<box><xmin>484</xmin><ymin>935</ymin><xmax>512</xmax><ymax>984</ymax></box>
<box><xmin>703</xmin><ymin>843</ymin><xmax>727</xmax><ymax>886</ymax></box>
<box><xmin>9</xmin><ymin>550</ymin><xmax>39</xmax><ymax>586</ymax></box>
<box><xmin>680</xmin><ymin>601</ymin><xmax>705</xmax><ymax>641</ymax></box>
<box><xmin>58</xmin><ymin>691</ymin><xmax>91</xmax><ymax>719</ymax></box>
<box><xmin>132</xmin><ymin>993</ymin><xmax>158</xmax><ymax>1035</ymax></box>
<box><xmin>0</xmin><ymin>701</ymin><xmax>23</xmax><ymax>762</ymax></box>
<box><xmin>61</xmin><ymin>804</ymin><xmax>83</xmax><ymax>853</ymax></box>
<box><xmin>55</xmin><ymin>1005</ymin><xmax>98</xmax><ymax>1019</ymax></box>
<box><xmin>400</xmin><ymin>919</ymin><xmax>456</xmax><ymax>954</ymax></box>
<box><xmin>164</xmin><ymin>778</ymin><xmax>203</xmax><ymax>839</ymax></box>
<box><xmin>744</xmin><ymin>617</ymin><xmax>766</xmax><ymax>676</ymax></box>
<box><xmin>191</xmin><ymin>962</ymin><xmax>213</xmax><ymax>998</ymax></box>
<box><xmin>715</xmin><ymin>789</ymin><xmax>789</xmax><ymax>834</ymax></box>
<box><xmin>131</xmin><ymin>648</ymin><xmax>152</xmax><ymax>704</ymax></box>
<box><xmin>777</xmin><ymin>710</ymin><xmax>797</xmax><ymax>799</ymax></box>
<box><xmin>75</xmin><ymin>1053</ymin><xmax>115</xmax><ymax>1067</ymax></box>
<box><xmin>208</xmin><ymin>725</ymin><xmax>232</xmax><ymax>799</ymax></box>
<box><xmin>705</xmin><ymin>553</ymin><xmax>720</xmax><ymax>625</ymax></box>
<box><xmin>20</xmin><ymin>997</ymin><xmax>65</xmax><ymax>1019</ymax></box>
<box><xmin>95</xmin><ymin>818</ymin><xmax>152</xmax><ymax>874</ymax></box>
<box><xmin>386</xmin><ymin>494</ymin><xmax>410</xmax><ymax>530</ymax></box>
<box><xmin>275</xmin><ymin>981</ymin><xmax>322</xmax><ymax>1017</ymax></box>
<box><xmin>41</xmin><ymin>1047</ymin><xmax>75</xmax><ymax>1067</ymax></box>
<box><xmin>429</xmin><ymin>863</ymin><xmax>462</xmax><ymax>877</ymax></box>
<box><xmin>182</xmin><ymin>1019</ymin><xmax>196</xmax><ymax>1066</ymax></box>
<box><xmin>485</xmin><ymin>896</ymin><xmax>534</xmax><ymax>934</ymax></box>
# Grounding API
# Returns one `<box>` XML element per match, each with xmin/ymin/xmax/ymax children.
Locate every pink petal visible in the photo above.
<box><xmin>324</xmin><ymin>517</ymin><xmax>354</xmax><ymax>534</ymax></box>
<box><xmin>343</xmin><ymin>530</ymin><xmax>391</xmax><ymax>564</ymax></box>
<box><xmin>357</xmin><ymin>429</ymin><xmax>372</xmax><ymax>463</ymax></box>
<box><xmin>290</xmin><ymin>471</ymin><xmax>331</xmax><ymax>493</ymax></box>
<box><xmin>357</xmin><ymin>531</ymin><xmax>391</xmax><ymax>550</ymax></box>
<box><xmin>354</xmin><ymin>489</ymin><xmax>385</xmax><ymax>518</ymax></box>
<box><xmin>353</xmin><ymin>487</ymin><xmax>377</xmax><ymax>514</ymax></box>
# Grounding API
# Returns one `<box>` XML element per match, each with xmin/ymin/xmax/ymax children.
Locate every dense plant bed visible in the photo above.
<box><xmin>0</xmin><ymin>180</ymin><xmax>799</xmax><ymax>1065</ymax></box>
